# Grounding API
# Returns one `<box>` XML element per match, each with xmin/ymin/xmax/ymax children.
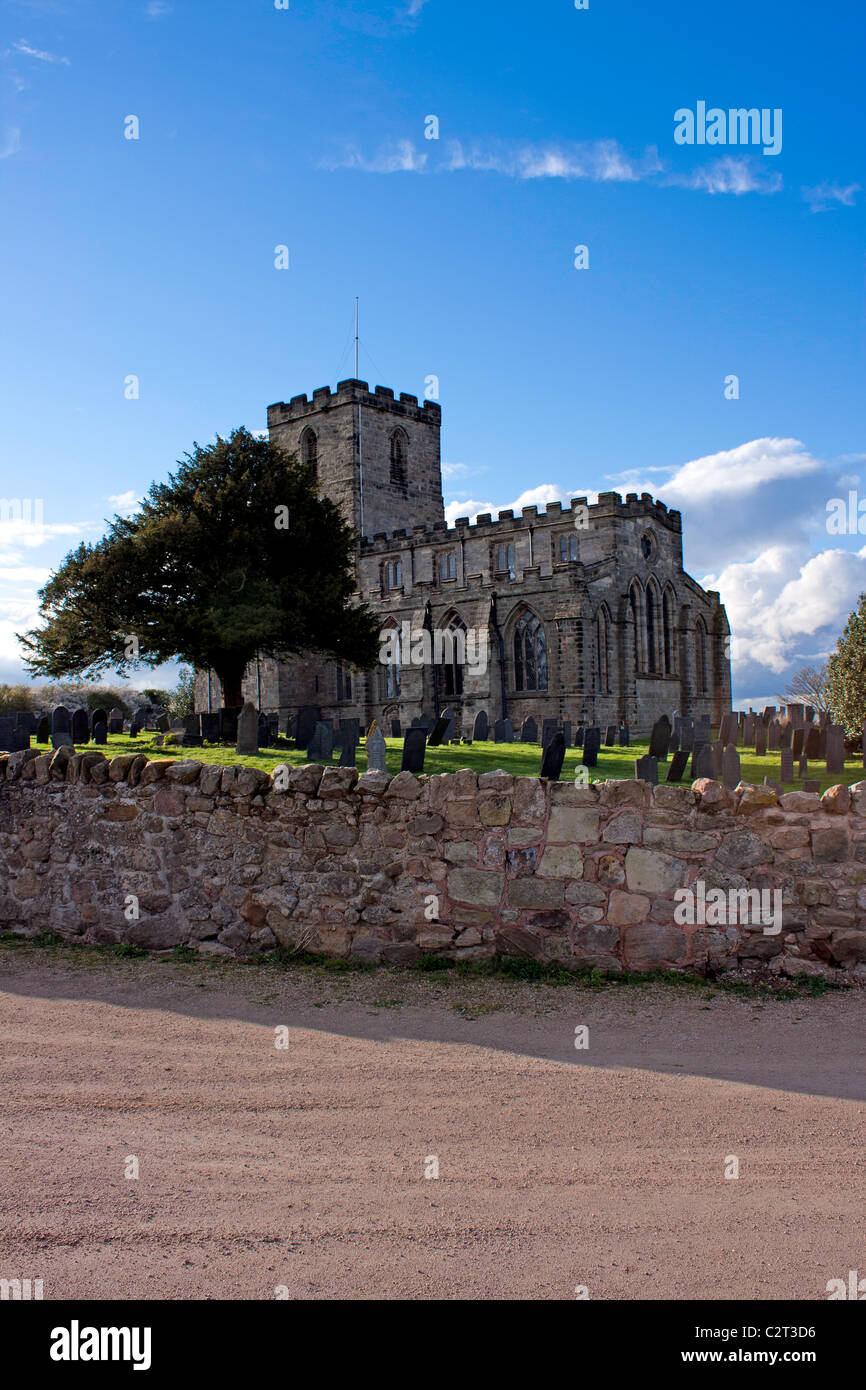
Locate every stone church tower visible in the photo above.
<box><xmin>195</xmin><ymin>379</ymin><xmax>732</xmax><ymax>735</ymax></box>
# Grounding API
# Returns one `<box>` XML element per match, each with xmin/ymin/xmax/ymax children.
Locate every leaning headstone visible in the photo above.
<box><xmin>780</xmin><ymin>748</ymin><xmax>794</xmax><ymax>784</ymax></box>
<box><xmin>71</xmin><ymin>707</ymin><xmax>89</xmax><ymax>744</ymax></box>
<box><xmin>721</xmin><ymin>744</ymin><xmax>741</xmax><ymax>789</ymax></box>
<box><xmin>635</xmin><ymin>755</ymin><xmax>658</xmax><ymax>786</ymax></box>
<box><xmin>825</xmin><ymin>726</ymin><xmax>845</xmax><ymax>774</ymax></box>
<box><xmin>307</xmin><ymin>721</ymin><xmax>334</xmax><ymax>763</ymax></box>
<box><xmin>666</xmin><ymin>750</ymin><xmax>689</xmax><ymax>783</ymax></box>
<box><xmin>365</xmin><ymin>727</ymin><xmax>387</xmax><ymax>773</ymax></box>
<box><xmin>36</xmin><ymin>714</ymin><xmax>50</xmax><ymax>744</ymax></box>
<box><xmin>472</xmin><ymin>710</ymin><xmax>488</xmax><ymax>741</ymax></box>
<box><xmin>401</xmin><ymin>727</ymin><xmax>427</xmax><ymax>773</ymax></box>
<box><xmin>648</xmin><ymin>715</ymin><xmax>671</xmax><ymax>761</ymax></box>
<box><xmin>521</xmin><ymin>715</ymin><xmax>538</xmax><ymax>744</ymax></box>
<box><xmin>92</xmin><ymin>720</ymin><xmax>107</xmax><ymax>745</ymax></box>
<box><xmin>719</xmin><ymin>712</ymin><xmax>735</xmax><ymax>745</ymax></box>
<box><xmin>541</xmin><ymin>719</ymin><xmax>558</xmax><ymax>750</ymax></box>
<box><xmin>582</xmin><ymin>726</ymin><xmax>601</xmax><ymax>767</ymax></box>
<box><xmin>427</xmin><ymin>715</ymin><xmax>451</xmax><ymax>747</ymax></box>
<box><xmin>155</xmin><ymin>713</ymin><xmax>170</xmax><ymax>734</ymax></box>
<box><xmin>51</xmin><ymin>705</ymin><xmax>72</xmax><ymax>749</ymax></box>
<box><xmin>604</xmin><ymin>724</ymin><xmax>617</xmax><ymax>747</ymax></box>
<box><xmin>236</xmin><ymin>701</ymin><xmax>259</xmax><ymax>756</ymax></box>
<box><xmin>539</xmin><ymin>732</ymin><xmax>566</xmax><ymax>781</ymax></box>
<box><xmin>691</xmin><ymin>744</ymin><xmax>714</xmax><ymax>780</ymax></box>
<box><xmin>441</xmin><ymin>708</ymin><xmax>458</xmax><ymax>742</ymax></box>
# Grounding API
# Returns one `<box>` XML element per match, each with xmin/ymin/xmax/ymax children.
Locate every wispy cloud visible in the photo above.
<box><xmin>106</xmin><ymin>490</ymin><xmax>143</xmax><ymax>515</ymax></box>
<box><xmin>801</xmin><ymin>181</ymin><xmax>861</xmax><ymax>212</ymax></box>
<box><xmin>145</xmin><ymin>1</ymin><xmax>172</xmax><ymax>18</ymax></box>
<box><xmin>404</xmin><ymin>0</ymin><xmax>432</xmax><ymax>14</ymax></box>
<box><xmin>324</xmin><ymin>135</ymin><xmax>783</xmax><ymax>196</ymax></box>
<box><xmin>0</xmin><ymin>127</ymin><xmax>22</xmax><ymax>159</ymax></box>
<box><xmin>12</xmin><ymin>38</ymin><xmax>69</xmax><ymax>64</ymax></box>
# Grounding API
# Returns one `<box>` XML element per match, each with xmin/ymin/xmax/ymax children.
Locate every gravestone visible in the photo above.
<box><xmin>155</xmin><ymin>713</ymin><xmax>170</xmax><ymax>734</ymax></box>
<box><xmin>267</xmin><ymin>713</ymin><xmax>280</xmax><ymax>741</ymax></box>
<box><xmin>401</xmin><ymin>728</ymin><xmax>427</xmax><ymax>774</ymax></box>
<box><xmin>493</xmin><ymin>718</ymin><xmax>514</xmax><ymax>743</ymax></box>
<box><xmin>604</xmin><ymin>724</ymin><xmax>617</xmax><ymax>747</ymax></box>
<box><xmin>427</xmin><ymin>715</ymin><xmax>451</xmax><ymax>747</ymax></box>
<box><xmin>15</xmin><ymin>711</ymin><xmax>36</xmax><ymax>733</ymax></box>
<box><xmin>441</xmin><ymin>708</ymin><xmax>458</xmax><ymax>742</ymax></box>
<box><xmin>521</xmin><ymin>715</ymin><xmax>538</xmax><ymax>744</ymax></box>
<box><xmin>130</xmin><ymin>708</ymin><xmax>147</xmax><ymax>735</ymax></box>
<box><xmin>779</xmin><ymin>724</ymin><xmax>792</xmax><ymax>749</ymax></box>
<box><xmin>562</xmin><ymin>721</ymin><xmax>572</xmax><ymax>746</ymax></box>
<box><xmin>420</xmin><ymin>712</ymin><xmax>435</xmax><ymax>733</ymax></box>
<box><xmin>90</xmin><ymin>708</ymin><xmax>108</xmax><ymax>738</ymax></box>
<box><xmin>635</xmin><ymin>755</ymin><xmax>658</xmax><ymax>786</ymax></box>
<box><xmin>722</xmin><ymin>745</ymin><xmax>741</xmax><ymax>789</ymax></box>
<box><xmin>390</xmin><ymin>719</ymin><xmax>402</xmax><ymax>738</ymax></box>
<box><xmin>108</xmin><ymin>708</ymin><xmax>124</xmax><ymax>735</ymax></box>
<box><xmin>691</xmin><ymin>744</ymin><xmax>714</xmax><ymax>781</ymax></box>
<box><xmin>786</xmin><ymin>704</ymin><xmax>805</xmax><ymax>725</ymax></box>
<box><xmin>754</xmin><ymin>723</ymin><xmax>767</xmax><ymax>757</ymax></box>
<box><xmin>2</xmin><ymin>727</ymin><xmax>30</xmax><ymax>752</ymax></box>
<box><xmin>805</xmin><ymin>725</ymin><xmax>822</xmax><ymax>761</ymax></box>
<box><xmin>51</xmin><ymin>705</ymin><xmax>72</xmax><ymax>749</ymax></box>
<box><xmin>574</xmin><ymin>725</ymin><xmax>585</xmax><ymax>747</ymax></box>
<box><xmin>541</xmin><ymin>719</ymin><xmax>558</xmax><ymax>750</ymax></box>
<box><xmin>36</xmin><ymin>714</ymin><xmax>50</xmax><ymax>744</ymax></box>
<box><xmin>295</xmin><ymin>706</ymin><xmax>321</xmax><ymax>750</ymax></box>
<box><xmin>199</xmin><ymin>712</ymin><xmax>220</xmax><ymax>742</ymax></box>
<box><xmin>539</xmin><ymin>732</ymin><xmax>566</xmax><ymax>781</ymax></box>
<box><xmin>618</xmin><ymin>724</ymin><xmax>630</xmax><ymax>747</ymax></box>
<box><xmin>472</xmin><ymin>710</ymin><xmax>489</xmax><ymax>741</ymax></box>
<box><xmin>92</xmin><ymin>720</ymin><xmax>107</xmax><ymax>745</ymax></box>
<box><xmin>366</xmin><ymin>727</ymin><xmax>387</xmax><ymax>773</ymax></box>
<box><xmin>236</xmin><ymin>702</ymin><xmax>259</xmax><ymax>756</ymax></box>
<box><xmin>71</xmin><ymin>708</ymin><xmax>89</xmax><ymax>744</ymax></box>
<box><xmin>649</xmin><ymin>715</ymin><xmax>672</xmax><ymax>760</ymax></box>
<box><xmin>307</xmin><ymin>721</ymin><xmax>334</xmax><ymax>763</ymax></box>
<box><xmin>257</xmin><ymin>715</ymin><xmax>272</xmax><ymax>749</ymax></box>
<box><xmin>798</xmin><ymin>756</ymin><xmax>808</xmax><ymax>779</ymax></box>
<box><xmin>825</xmin><ymin>726</ymin><xmax>845</xmax><ymax>774</ymax></box>
<box><xmin>678</xmin><ymin>719</ymin><xmax>694</xmax><ymax>755</ymax></box>
<box><xmin>768</xmin><ymin>721</ymin><xmax>780</xmax><ymax>752</ymax></box>
<box><xmin>803</xmin><ymin>779</ymin><xmax>821</xmax><ymax>794</ymax></box>
<box><xmin>719</xmin><ymin>712</ymin><xmax>736</xmax><ymax>745</ymax></box>
<box><xmin>780</xmin><ymin>748</ymin><xmax>794</xmax><ymax>784</ymax></box>
<box><xmin>712</xmin><ymin>741</ymin><xmax>724</xmax><ymax>779</ymax></box>
<box><xmin>792</xmin><ymin>728</ymin><xmax>805</xmax><ymax>759</ymax></box>
<box><xmin>666</xmin><ymin>750</ymin><xmax>689</xmax><ymax>783</ymax></box>
<box><xmin>338</xmin><ymin>731</ymin><xmax>357</xmax><ymax>767</ymax></box>
<box><xmin>339</xmin><ymin>718</ymin><xmax>360</xmax><ymax>748</ymax></box>
<box><xmin>743</xmin><ymin>714</ymin><xmax>756</xmax><ymax>746</ymax></box>
<box><xmin>582</xmin><ymin>727</ymin><xmax>601</xmax><ymax>767</ymax></box>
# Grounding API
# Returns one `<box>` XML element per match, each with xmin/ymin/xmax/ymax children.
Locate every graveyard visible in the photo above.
<box><xmin>12</xmin><ymin>706</ymin><xmax>866</xmax><ymax>795</ymax></box>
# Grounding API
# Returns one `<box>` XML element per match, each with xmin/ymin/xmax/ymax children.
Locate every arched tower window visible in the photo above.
<box><xmin>646</xmin><ymin>580</ymin><xmax>662</xmax><ymax>674</ymax></box>
<box><xmin>629</xmin><ymin>582</ymin><xmax>644</xmax><ymax>673</ymax></box>
<box><xmin>662</xmin><ymin>587</ymin><xmax>676</xmax><ymax>676</ymax></box>
<box><xmin>439</xmin><ymin>550</ymin><xmax>457</xmax><ymax>581</ymax></box>
<box><xmin>380</xmin><ymin>622</ymin><xmax>401</xmax><ymax>700</ymax></box>
<box><xmin>559</xmin><ymin>533</ymin><xmax>579</xmax><ymax>562</ymax></box>
<box><xmin>390</xmin><ymin>429</ymin><xmax>408</xmax><ymax>489</ymax></box>
<box><xmin>301</xmin><ymin>428</ymin><xmax>318</xmax><ymax>478</ymax></box>
<box><xmin>513</xmin><ymin>609</ymin><xmax>548</xmax><ymax>692</ymax></box>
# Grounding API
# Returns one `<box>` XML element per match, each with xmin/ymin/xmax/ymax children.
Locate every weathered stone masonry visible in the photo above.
<box><xmin>1</xmin><ymin>747</ymin><xmax>865</xmax><ymax>980</ymax></box>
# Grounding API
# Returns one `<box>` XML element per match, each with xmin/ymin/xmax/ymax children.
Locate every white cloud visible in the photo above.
<box><xmin>802</xmin><ymin>181</ymin><xmax>860</xmax><ymax>212</ymax></box>
<box><xmin>444</xmin><ymin>483</ymin><xmax>598</xmax><ymax>526</ymax></box>
<box><xmin>13</xmin><ymin>38</ymin><xmax>69</xmax><ymax>64</ymax></box>
<box><xmin>627</xmin><ymin>437</ymin><xmax>823</xmax><ymax>508</ymax></box>
<box><xmin>107</xmin><ymin>490</ymin><xmax>143</xmax><ymax>515</ymax></box>
<box><xmin>666</xmin><ymin>156</ymin><xmax>783</xmax><ymax>196</ymax></box>
<box><xmin>324</xmin><ymin>139</ymin><xmax>428</xmax><ymax>173</ymax></box>
<box><xmin>145</xmin><ymin>1</ymin><xmax>173</xmax><ymax>17</ymax></box>
<box><xmin>704</xmin><ymin>544</ymin><xmax>866</xmax><ymax>674</ymax></box>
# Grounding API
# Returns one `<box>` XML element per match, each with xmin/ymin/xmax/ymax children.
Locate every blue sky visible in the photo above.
<box><xmin>1</xmin><ymin>0</ymin><xmax>864</xmax><ymax>704</ymax></box>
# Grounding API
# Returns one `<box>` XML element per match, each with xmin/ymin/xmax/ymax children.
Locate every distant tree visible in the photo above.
<box><xmin>18</xmin><ymin>428</ymin><xmax>380</xmax><ymax>708</ymax></box>
<box><xmin>777</xmin><ymin>663</ymin><xmax>829</xmax><ymax>715</ymax></box>
<box><xmin>0</xmin><ymin>683</ymin><xmax>36</xmax><ymax>713</ymax></box>
<box><xmin>166</xmin><ymin>667</ymin><xmax>196</xmax><ymax>721</ymax></box>
<box><xmin>140</xmin><ymin>688</ymin><xmax>170</xmax><ymax>709</ymax></box>
<box><xmin>826</xmin><ymin>596</ymin><xmax>866</xmax><ymax>736</ymax></box>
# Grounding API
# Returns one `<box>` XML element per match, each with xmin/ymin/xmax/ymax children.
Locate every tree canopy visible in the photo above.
<box><xmin>826</xmin><ymin>593</ymin><xmax>866</xmax><ymax>736</ymax></box>
<box><xmin>18</xmin><ymin>427</ymin><xmax>380</xmax><ymax>707</ymax></box>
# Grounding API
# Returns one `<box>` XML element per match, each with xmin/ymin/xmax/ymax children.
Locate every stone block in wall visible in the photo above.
<box><xmin>624</xmin><ymin>847</ymin><xmax>683</xmax><ymax>895</ymax></box>
<box><xmin>547</xmin><ymin>807</ymin><xmax>600</xmax><ymax>843</ymax></box>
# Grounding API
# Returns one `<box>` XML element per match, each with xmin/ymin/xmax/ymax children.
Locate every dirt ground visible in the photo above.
<box><xmin>1</xmin><ymin>946</ymin><xmax>864</xmax><ymax>1301</ymax></box>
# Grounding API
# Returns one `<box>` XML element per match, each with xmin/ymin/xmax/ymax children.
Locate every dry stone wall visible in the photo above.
<box><xmin>1</xmin><ymin>747</ymin><xmax>865</xmax><ymax>981</ymax></box>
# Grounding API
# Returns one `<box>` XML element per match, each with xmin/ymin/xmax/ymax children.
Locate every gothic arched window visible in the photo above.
<box><xmin>513</xmin><ymin>609</ymin><xmax>548</xmax><ymax>692</ymax></box>
<box><xmin>596</xmin><ymin>606</ymin><xmax>610</xmax><ymax>692</ymax></box>
<box><xmin>380</xmin><ymin>623</ymin><xmax>401</xmax><ymax>699</ymax></box>
<box><xmin>696</xmin><ymin>617</ymin><xmax>709</xmax><ymax>695</ymax></box>
<box><xmin>437</xmin><ymin>614</ymin><xmax>466</xmax><ymax>696</ymax></box>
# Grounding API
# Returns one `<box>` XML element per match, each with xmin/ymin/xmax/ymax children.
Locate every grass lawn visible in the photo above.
<box><xmin>27</xmin><ymin>731</ymin><xmax>866</xmax><ymax>793</ymax></box>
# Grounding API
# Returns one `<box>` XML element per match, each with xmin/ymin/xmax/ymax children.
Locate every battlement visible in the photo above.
<box><xmin>267</xmin><ymin>379</ymin><xmax>442</xmax><ymax>427</ymax></box>
<box><xmin>359</xmin><ymin>491</ymin><xmax>681</xmax><ymax>554</ymax></box>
